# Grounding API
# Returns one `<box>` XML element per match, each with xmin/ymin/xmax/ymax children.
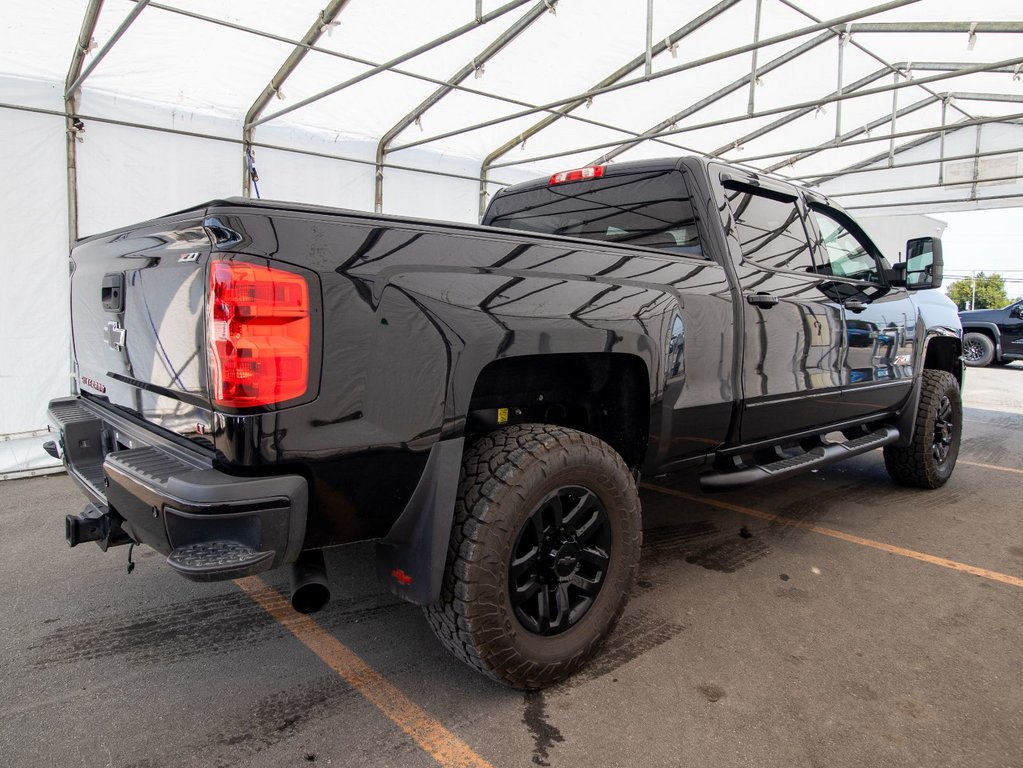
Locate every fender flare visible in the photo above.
<box><xmin>893</xmin><ymin>329</ymin><xmax>962</xmax><ymax>448</ymax></box>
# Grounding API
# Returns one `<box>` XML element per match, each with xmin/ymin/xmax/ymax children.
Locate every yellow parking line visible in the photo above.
<box><xmin>959</xmin><ymin>459</ymin><xmax>1023</xmax><ymax>476</ymax></box>
<box><xmin>235</xmin><ymin>576</ymin><xmax>494</xmax><ymax>768</ymax></box>
<box><xmin>640</xmin><ymin>484</ymin><xmax>1023</xmax><ymax>589</ymax></box>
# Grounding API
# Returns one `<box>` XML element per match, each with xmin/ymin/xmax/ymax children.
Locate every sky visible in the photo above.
<box><xmin>938</xmin><ymin>208</ymin><xmax>1023</xmax><ymax>302</ymax></box>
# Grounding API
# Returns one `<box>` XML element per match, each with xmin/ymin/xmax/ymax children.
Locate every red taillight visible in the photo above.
<box><xmin>549</xmin><ymin>165</ymin><xmax>605</xmax><ymax>185</ymax></box>
<box><xmin>208</xmin><ymin>260</ymin><xmax>310</xmax><ymax>408</ymax></box>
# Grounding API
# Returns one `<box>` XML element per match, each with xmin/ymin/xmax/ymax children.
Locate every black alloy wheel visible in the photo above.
<box><xmin>883</xmin><ymin>369</ymin><xmax>962</xmax><ymax>488</ymax></box>
<box><xmin>962</xmin><ymin>336</ymin><xmax>985</xmax><ymax>363</ymax></box>
<box><xmin>509</xmin><ymin>485</ymin><xmax>611</xmax><ymax>636</ymax></box>
<box><xmin>962</xmin><ymin>332</ymin><xmax>994</xmax><ymax>367</ymax></box>
<box><xmin>424</xmin><ymin>424</ymin><xmax>642</xmax><ymax>689</ymax></box>
<box><xmin>932</xmin><ymin>394</ymin><xmax>955</xmax><ymax>464</ymax></box>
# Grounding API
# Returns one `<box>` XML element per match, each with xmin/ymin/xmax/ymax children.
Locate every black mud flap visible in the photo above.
<box><xmin>892</xmin><ymin>372</ymin><xmax>924</xmax><ymax>448</ymax></box>
<box><xmin>375</xmin><ymin>437</ymin><xmax>464</xmax><ymax>605</ymax></box>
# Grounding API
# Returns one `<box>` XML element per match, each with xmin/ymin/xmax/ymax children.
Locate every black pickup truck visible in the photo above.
<box><xmin>959</xmin><ymin>300</ymin><xmax>1023</xmax><ymax>366</ymax></box>
<box><xmin>49</xmin><ymin>156</ymin><xmax>962</xmax><ymax>688</ymax></box>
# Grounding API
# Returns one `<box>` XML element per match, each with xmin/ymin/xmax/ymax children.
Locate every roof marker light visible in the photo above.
<box><xmin>549</xmin><ymin>165</ymin><xmax>605</xmax><ymax>186</ymax></box>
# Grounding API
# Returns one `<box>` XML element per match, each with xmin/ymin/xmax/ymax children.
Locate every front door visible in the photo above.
<box><xmin>715</xmin><ymin>173</ymin><xmax>846</xmax><ymax>443</ymax></box>
<box><xmin>805</xmin><ymin>204</ymin><xmax>917</xmax><ymax>419</ymax></box>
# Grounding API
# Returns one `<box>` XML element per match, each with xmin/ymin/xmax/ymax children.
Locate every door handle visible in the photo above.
<box><xmin>843</xmin><ymin>299</ymin><xmax>868</xmax><ymax>313</ymax></box>
<box><xmin>746</xmin><ymin>292</ymin><xmax>780</xmax><ymax>308</ymax></box>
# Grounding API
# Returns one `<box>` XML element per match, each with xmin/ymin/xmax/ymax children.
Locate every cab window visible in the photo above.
<box><xmin>810</xmin><ymin>207</ymin><xmax>882</xmax><ymax>283</ymax></box>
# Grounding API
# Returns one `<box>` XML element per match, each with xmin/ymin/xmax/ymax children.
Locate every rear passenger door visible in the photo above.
<box><xmin>804</xmin><ymin>204</ymin><xmax>917</xmax><ymax>419</ymax></box>
<box><xmin>714</xmin><ymin>172</ymin><xmax>846</xmax><ymax>443</ymax></box>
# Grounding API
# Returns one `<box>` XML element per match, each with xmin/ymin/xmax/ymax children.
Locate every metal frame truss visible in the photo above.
<box><xmin>54</xmin><ymin>0</ymin><xmax>1023</xmax><ymax>221</ymax></box>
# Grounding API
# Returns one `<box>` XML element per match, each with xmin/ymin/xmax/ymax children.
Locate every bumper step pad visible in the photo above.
<box><xmin>167</xmin><ymin>541</ymin><xmax>275</xmax><ymax>581</ymax></box>
<box><xmin>48</xmin><ymin>398</ymin><xmax>106</xmax><ymax>498</ymax></box>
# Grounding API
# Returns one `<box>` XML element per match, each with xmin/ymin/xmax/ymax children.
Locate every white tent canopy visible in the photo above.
<box><xmin>1</xmin><ymin>0</ymin><xmax>1021</xmax><ymax>476</ymax></box>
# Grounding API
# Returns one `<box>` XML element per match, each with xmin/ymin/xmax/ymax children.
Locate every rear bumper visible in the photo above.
<box><xmin>48</xmin><ymin>397</ymin><xmax>307</xmax><ymax>581</ymax></box>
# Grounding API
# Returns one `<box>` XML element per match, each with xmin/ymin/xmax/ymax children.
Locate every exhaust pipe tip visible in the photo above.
<box><xmin>290</xmin><ymin>550</ymin><xmax>330</xmax><ymax>614</ymax></box>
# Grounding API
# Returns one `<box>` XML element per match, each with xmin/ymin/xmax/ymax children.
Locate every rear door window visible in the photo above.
<box><xmin>484</xmin><ymin>169</ymin><xmax>706</xmax><ymax>259</ymax></box>
<box><xmin>723</xmin><ymin>184</ymin><xmax>815</xmax><ymax>273</ymax></box>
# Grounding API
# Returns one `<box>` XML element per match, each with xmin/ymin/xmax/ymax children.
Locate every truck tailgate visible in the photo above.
<box><xmin>70</xmin><ymin>214</ymin><xmax>213</xmax><ymax>438</ymax></box>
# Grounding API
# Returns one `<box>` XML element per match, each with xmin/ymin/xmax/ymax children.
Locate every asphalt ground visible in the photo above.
<box><xmin>2</xmin><ymin>365</ymin><xmax>1021</xmax><ymax>768</ymax></box>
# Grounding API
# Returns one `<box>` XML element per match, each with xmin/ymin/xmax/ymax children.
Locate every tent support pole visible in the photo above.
<box><xmin>374</xmin><ymin>0</ymin><xmax>555</xmax><ymax>213</ymax></box>
<box><xmin>778</xmin><ymin>0</ymin><xmax>978</xmax><ymax>125</ymax></box>
<box><xmin>645</xmin><ymin>0</ymin><xmax>654</xmax><ymax>77</ymax></box>
<box><xmin>64</xmin><ymin>0</ymin><xmax>105</xmax><ymax>397</ymax></box>
<box><xmin>485</xmin><ymin>58</ymin><xmax>1023</xmax><ymax>171</ymax></box>
<box><xmin>593</xmin><ymin>31</ymin><xmax>835</xmax><ymax>164</ymax></box>
<box><xmin>66</xmin><ymin>0</ymin><xmax>151</xmax><ymax>100</ymax></box>
<box><xmin>835</xmin><ymin>30</ymin><xmax>847</xmax><ymax>138</ymax></box>
<box><xmin>889</xmin><ymin>72</ymin><xmax>899</xmax><ymax>167</ymax></box>
<box><xmin>761</xmin><ymin>94</ymin><xmax>939</xmax><ymax>173</ymax></box>
<box><xmin>970</xmin><ymin>125</ymin><xmax>983</xmax><ymax>200</ymax></box>
<box><xmin>747</xmin><ymin>0</ymin><xmax>762</xmax><ymax>115</ymax></box>
<box><xmin>252</xmin><ymin>0</ymin><xmax>535</xmax><ymax>130</ymax></box>
<box><xmin>939</xmin><ymin>97</ymin><xmax>948</xmax><ymax>184</ymax></box>
<box><xmin>242</xmin><ymin>0</ymin><xmax>354</xmax><ymax>198</ymax></box>
<box><xmin>709</xmin><ymin>65</ymin><xmax>895</xmax><ymax>157</ymax></box>
<box><xmin>393</xmin><ymin>0</ymin><xmax>923</xmax><ymax>155</ymax></box>
<box><xmin>4</xmin><ymin>99</ymin><xmax>522</xmax><ymax>209</ymax></box>
<box><xmin>64</xmin><ymin>0</ymin><xmax>105</xmax><ymax>249</ymax></box>
<box><xmin>827</xmin><ymin>172</ymin><xmax>1020</xmax><ymax>200</ymax></box>
<box><xmin>724</xmin><ymin>112</ymin><xmax>1023</xmax><ymax>166</ymax></box>
<box><xmin>843</xmin><ymin>192</ymin><xmax>1023</xmax><ymax>211</ymax></box>
<box><xmin>795</xmin><ymin>146</ymin><xmax>1023</xmax><ymax>184</ymax></box>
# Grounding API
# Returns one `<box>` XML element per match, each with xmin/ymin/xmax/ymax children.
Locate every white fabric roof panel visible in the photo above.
<box><xmin>3</xmin><ymin>0</ymin><xmax>1021</xmax><ymax>184</ymax></box>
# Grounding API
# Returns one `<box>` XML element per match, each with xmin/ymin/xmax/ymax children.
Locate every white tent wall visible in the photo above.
<box><xmin>858</xmin><ymin>213</ymin><xmax>947</xmax><ymax>262</ymax></box>
<box><xmin>814</xmin><ymin>122</ymin><xmax>1023</xmax><ymax>215</ymax></box>
<box><xmin>0</xmin><ymin>100</ymin><xmax>71</xmax><ymax>479</ymax></box>
<box><xmin>253</xmin><ymin>144</ymin><xmax>377</xmax><ymax>212</ymax></box>
<box><xmin>76</xmin><ymin>121</ymin><xmax>241</xmax><ymax>236</ymax></box>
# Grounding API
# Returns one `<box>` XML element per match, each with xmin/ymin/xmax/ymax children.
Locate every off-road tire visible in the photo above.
<box><xmin>883</xmin><ymin>370</ymin><xmax>962</xmax><ymax>488</ymax></box>
<box><xmin>962</xmin><ymin>332</ymin><xmax>994</xmax><ymax>367</ymax></box>
<box><xmin>424</xmin><ymin>424</ymin><xmax>642</xmax><ymax>689</ymax></box>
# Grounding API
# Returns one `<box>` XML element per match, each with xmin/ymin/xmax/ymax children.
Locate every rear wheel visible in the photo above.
<box><xmin>424</xmin><ymin>424</ymin><xmax>641</xmax><ymax>689</ymax></box>
<box><xmin>883</xmin><ymin>370</ymin><xmax>962</xmax><ymax>488</ymax></box>
<box><xmin>962</xmin><ymin>332</ymin><xmax>994</xmax><ymax>367</ymax></box>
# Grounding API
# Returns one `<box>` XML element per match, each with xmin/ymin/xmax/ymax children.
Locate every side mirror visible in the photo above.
<box><xmin>894</xmin><ymin>236</ymin><xmax>943</xmax><ymax>291</ymax></box>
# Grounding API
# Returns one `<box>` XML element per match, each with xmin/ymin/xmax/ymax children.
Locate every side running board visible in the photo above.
<box><xmin>700</xmin><ymin>426</ymin><xmax>899</xmax><ymax>492</ymax></box>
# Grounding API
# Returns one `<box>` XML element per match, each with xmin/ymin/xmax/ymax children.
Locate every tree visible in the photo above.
<box><xmin>946</xmin><ymin>272</ymin><xmax>1010</xmax><ymax>310</ymax></box>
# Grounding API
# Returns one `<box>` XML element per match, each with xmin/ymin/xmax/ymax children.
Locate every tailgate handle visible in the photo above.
<box><xmin>101</xmin><ymin>273</ymin><xmax>124</xmax><ymax>312</ymax></box>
